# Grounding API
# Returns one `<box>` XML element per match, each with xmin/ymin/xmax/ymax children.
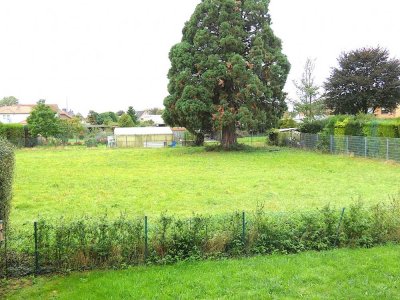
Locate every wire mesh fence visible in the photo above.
<box><xmin>1</xmin><ymin>199</ymin><xmax>400</xmax><ymax>278</ymax></box>
<box><xmin>277</xmin><ymin>132</ymin><xmax>400</xmax><ymax>162</ymax></box>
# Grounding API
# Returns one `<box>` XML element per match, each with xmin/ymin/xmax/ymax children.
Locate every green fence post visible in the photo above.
<box><xmin>330</xmin><ymin>135</ymin><xmax>333</xmax><ymax>154</ymax></box>
<box><xmin>364</xmin><ymin>137</ymin><xmax>367</xmax><ymax>157</ymax></box>
<box><xmin>242</xmin><ymin>212</ymin><xmax>246</xmax><ymax>247</ymax></box>
<box><xmin>34</xmin><ymin>221</ymin><xmax>39</xmax><ymax>275</ymax></box>
<box><xmin>335</xmin><ymin>208</ymin><xmax>346</xmax><ymax>247</ymax></box>
<box><xmin>386</xmin><ymin>138</ymin><xmax>389</xmax><ymax>161</ymax></box>
<box><xmin>144</xmin><ymin>216</ymin><xmax>148</xmax><ymax>262</ymax></box>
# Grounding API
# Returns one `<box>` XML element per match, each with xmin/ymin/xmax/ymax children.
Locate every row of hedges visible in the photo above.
<box><xmin>0</xmin><ymin>139</ymin><xmax>15</xmax><ymax>228</ymax></box>
<box><xmin>2</xmin><ymin>200</ymin><xmax>400</xmax><ymax>277</ymax></box>
<box><xmin>0</xmin><ymin>123</ymin><xmax>38</xmax><ymax>147</ymax></box>
<box><xmin>299</xmin><ymin>115</ymin><xmax>400</xmax><ymax>138</ymax></box>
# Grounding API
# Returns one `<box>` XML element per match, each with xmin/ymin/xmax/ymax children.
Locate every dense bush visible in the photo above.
<box><xmin>0</xmin><ymin>124</ymin><xmax>25</xmax><ymax>147</ymax></box>
<box><xmin>298</xmin><ymin>119</ymin><xmax>327</xmax><ymax>134</ymax></box>
<box><xmin>278</xmin><ymin>118</ymin><xmax>297</xmax><ymax>129</ymax></box>
<box><xmin>298</xmin><ymin>115</ymin><xmax>400</xmax><ymax>139</ymax></box>
<box><xmin>1</xmin><ymin>199</ymin><xmax>399</xmax><ymax>277</ymax></box>
<box><xmin>0</xmin><ymin>139</ymin><xmax>15</xmax><ymax>228</ymax></box>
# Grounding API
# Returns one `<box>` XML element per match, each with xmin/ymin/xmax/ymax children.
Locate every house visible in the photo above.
<box><xmin>114</xmin><ymin>127</ymin><xmax>174</xmax><ymax>148</ymax></box>
<box><xmin>137</xmin><ymin>110</ymin><xmax>166</xmax><ymax>126</ymax></box>
<box><xmin>374</xmin><ymin>106</ymin><xmax>400</xmax><ymax>119</ymax></box>
<box><xmin>0</xmin><ymin>104</ymin><xmax>72</xmax><ymax>124</ymax></box>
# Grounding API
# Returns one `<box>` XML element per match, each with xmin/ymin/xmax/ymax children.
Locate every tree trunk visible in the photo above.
<box><xmin>194</xmin><ymin>133</ymin><xmax>204</xmax><ymax>146</ymax></box>
<box><xmin>221</xmin><ymin>123</ymin><xmax>237</xmax><ymax>149</ymax></box>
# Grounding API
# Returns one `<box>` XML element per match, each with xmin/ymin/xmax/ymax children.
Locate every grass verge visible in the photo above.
<box><xmin>3</xmin><ymin>245</ymin><xmax>400</xmax><ymax>299</ymax></box>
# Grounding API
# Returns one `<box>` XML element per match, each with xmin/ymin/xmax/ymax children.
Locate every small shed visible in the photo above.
<box><xmin>114</xmin><ymin>127</ymin><xmax>174</xmax><ymax>148</ymax></box>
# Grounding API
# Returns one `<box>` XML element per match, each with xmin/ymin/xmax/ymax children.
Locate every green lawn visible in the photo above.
<box><xmin>10</xmin><ymin>146</ymin><xmax>400</xmax><ymax>229</ymax></box>
<box><xmin>5</xmin><ymin>245</ymin><xmax>400</xmax><ymax>299</ymax></box>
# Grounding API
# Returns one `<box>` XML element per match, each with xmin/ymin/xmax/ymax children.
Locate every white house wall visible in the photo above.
<box><xmin>0</xmin><ymin>113</ymin><xmax>30</xmax><ymax>124</ymax></box>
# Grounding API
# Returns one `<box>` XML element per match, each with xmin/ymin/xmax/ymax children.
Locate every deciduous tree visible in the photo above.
<box><xmin>27</xmin><ymin>100</ymin><xmax>60</xmax><ymax>138</ymax></box>
<box><xmin>0</xmin><ymin>96</ymin><xmax>18</xmax><ymax>107</ymax></box>
<box><xmin>324</xmin><ymin>47</ymin><xmax>400</xmax><ymax>115</ymax></box>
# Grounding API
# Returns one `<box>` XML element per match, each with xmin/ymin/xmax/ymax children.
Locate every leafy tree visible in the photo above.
<box><xmin>324</xmin><ymin>47</ymin><xmax>400</xmax><ymax>115</ymax></box>
<box><xmin>87</xmin><ymin>110</ymin><xmax>103</xmax><ymax>125</ymax></box>
<box><xmin>56</xmin><ymin>117</ymin><xmax>85</xmax><ymax>143</ymax></box>
<box><xmin>163</xmin><ymin>0</ymin><xmax>290</xmax><ymax>148</ymax></box>
<box><xmin>127</xmin><ymin>106</ymin><xmax>138</xmax><ymax>124</ymax></box>
<box><xmin>99</xmin><ymin>112</ymin><xmax>118</xmax><ymax>125</ymax></box>
<box><xmin>118</xmin><ymin>113</ymin><xmax>134</xmax><ymax>127</ymax></box>
<box><xmin>291</xmin><ymin>58</ymin><xmax>324</xmax><ymax>119</ymax></box>
<box><xmin>0</xmin><ymin>96</ymin><xmax>19</xmax><ymax>107</ymax></box>
<box><xmin>27</xmin><ymin>100</ymin><xmax>60</xmax><ymax>138</ymax></box>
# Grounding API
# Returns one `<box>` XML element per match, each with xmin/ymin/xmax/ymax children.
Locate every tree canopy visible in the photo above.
<box><xmin>0</xmin><ymin>96</ymin><xmax>19</xmax><ymax>107</ymax></box>
<box><xmin>118</xmin><ymin>113</ymin><xmax>135</xmax><ymax>127</ymax></box>
<box><xmin>324</xmin><ymin>47</ymin><xmax>400</xmax><ymax>115</ymax></box>
<box><xmin>292</xmin><ymin>58</ymin><xmax>324</xmax><ymax>119</ymax></box>
<box><xmin>163</xmin><ymin>0</ymin><xmax>290</xmax><ymax>147</ymax></box>
<box><xmin>27</xmin><ymin>100</ymin><xmax>60</xmax><ymax>138</ymax></box>
<box><xmin>127</xmin><ymin>106</ymin><xmax>138</xmax><ymax>124</ymax></box>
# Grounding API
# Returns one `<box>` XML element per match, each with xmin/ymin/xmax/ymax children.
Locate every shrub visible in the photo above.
<box><xmin>85</xmin><ymin>138</ymin><xmax>98</xmax><ymax>147</ymax></box>
<box><xmin>278</xmin><ymin>118</ymin><xmax>297</xmax><ymax>129</ymax></box>
<box><xmin>0</xmin><ymin>139</ymin><xmax>15</xmax><ymax>228</ymax></box>
<box><xmin>298</xmin><ymin>119</ymin><xmax>326</xmax><ymax>134</ymax></box>
<box><xmin>377</xmin><ymin>121</ymin><xmax>399</xmax><ymax>138</ymax></box>
<box><xmin>2</xmin><ymin>199</ymin><xmax>400</xmax><ymax>277</ymax></box>
<box><xmin>0</xmin><ymin>123</ymin><xmax>25</xmax><ymax>147</ymax></box>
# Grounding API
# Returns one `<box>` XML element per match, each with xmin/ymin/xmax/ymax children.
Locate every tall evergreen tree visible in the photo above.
<box><xmin>118</xmin><ymin>113</ymin><xmax>135</xmax><ymax>127</ymax></box>
<box><xmin>127</xmin><ymin>106</ymin><xmax>138</xmax><ymax>124</ymax></box>
<box><xmin>163</xmin><ymin>0</ymin><xmax>290</xmax><ymax>147</ymax></box>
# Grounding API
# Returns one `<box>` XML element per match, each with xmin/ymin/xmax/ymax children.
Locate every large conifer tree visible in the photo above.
<box><xmin>163</xmin><ymin>0</ymin><xmax>290</xmax><ymax>147</ymax></box>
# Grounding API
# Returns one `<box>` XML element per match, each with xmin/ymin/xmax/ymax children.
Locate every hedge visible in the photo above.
<box><xmin>0</xmin><ymin>123</ymin><xmax>25</xmax><ymax>147</ymax></box>
<box><xmin>1</xmin><ymin>199</ymin><xmax>400</xmax><ymax>277</ymax></box>
<box><xmin>300</xmin><ymin>116</ymin><xmax>400</xmax><ymax>138</ymax></box>
<box><xmin>0</xmin><ymin>138</ymin><xmax>15</xmax><ymax>228</ymax></box>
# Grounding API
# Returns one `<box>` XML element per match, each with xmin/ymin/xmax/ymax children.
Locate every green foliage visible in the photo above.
<box><xmin>99</xmin><ymin>112</ymin><xmax>118</xmax><ymax>125</ymax></box>
<box><xmin>325</xmin><ymin>47</ymin><xmax>400</xmax><ymax>114</ymax></box>
<box><xmin>87</xmin><ymin>111</ymin><xmax>102</xmax><ymax>125</ymax></box>
<box><xmin>127</xmin><ymin>106</ymin><xmax>138</xmax><ymax>124</ymax></box>
<box><xmin>0</xmin><ymin>139</ymin><xmax>15</xmax><ymax>228</ymax></box>
<box><xmin>2</xmin><ymin>200</ymin><xmax>400</xmax><ymax>277</ymax></box>
<box><xmin>118</xmin><ymin>113</ymin><xmax>135</xmax><ymax>127</ymax></box>
<box><xmin>278</xmin><ymin>118</ymin><xmax>297</xmax><ymax>129</ymax></box>
<box><xmin>0</xmin><ymin>96</ymin><xmax>18</xmax><ymax>107</ymax></box>
<box><xmin>163</xmin><ymin>0</ymin><xmax>290</xmax><ymax>147</ymax></box>
<box><xmin>27</xmin><ymin>100</ymin><xmax>60</xmax><ymax>138</ymax></box>
<box><xmin>298</xmin><ymin>115</ymin><xmax>400</xmax><ymax>139</ymax></box>
<box><xmin>298</xmin><ymin>119</ymin><xmax>326</xmax><ymax>134</ymax></box>
<box><xmin>292</xmin><ymin>58</ymin><xmax>325</xmax><ymax>119</ymax></box>
<box><xmin>0</xmin><ymin>123</ymin><xmax>25</xmax><ymax>147</ymax></box>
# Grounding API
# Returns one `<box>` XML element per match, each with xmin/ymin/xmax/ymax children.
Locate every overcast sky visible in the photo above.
<box><xmin>0</xmin><ymin>0</ymin><xmax>399</xmax><ymax>115</ymax></box>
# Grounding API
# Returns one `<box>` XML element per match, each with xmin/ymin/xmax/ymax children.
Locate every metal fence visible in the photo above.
<box><xmin>278</xmin><ymin>132</ymin><xmax>400</xmax><ymax>162</ymax></box>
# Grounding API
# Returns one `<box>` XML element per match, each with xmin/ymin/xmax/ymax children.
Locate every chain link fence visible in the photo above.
<box><xmin>278</xmin><ymin>132</ymin><xmax>400</xmax><ymax>162</ymax></box>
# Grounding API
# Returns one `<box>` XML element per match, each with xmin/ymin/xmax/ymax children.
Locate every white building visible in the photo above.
<box><xmin>0</xmin><ymin>104</ymin><xmax>71</xmax><ymax>124</ymax></box>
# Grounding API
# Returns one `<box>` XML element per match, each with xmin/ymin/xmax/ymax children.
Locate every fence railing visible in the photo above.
<box><xmin>278</xmin><ymin>132</ymin><xmax>400</xmax><ymax>162</ymax></box>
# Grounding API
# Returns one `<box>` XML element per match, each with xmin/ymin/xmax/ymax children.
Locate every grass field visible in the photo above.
<box><xmin>4</xmin><ymin>245</ymin><xmax>400</xmax><ymax>299</ymax></box>
<box><xmin>10</xmin><ymin>146</ymin><xmax>400</xmax><ymax>229</ymax></box>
